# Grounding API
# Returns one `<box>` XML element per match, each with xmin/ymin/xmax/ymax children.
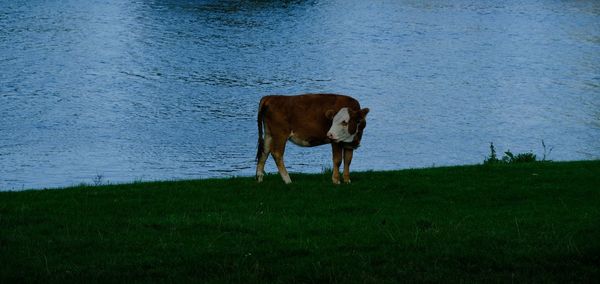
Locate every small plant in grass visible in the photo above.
<box><xmin>502</xmin><ymin>150</ymin><xmax>537</xmax><ymax>164</ymax></box>
<box><xmin>541</xmin><ymin>139</ymin><xmax>553</xmax><ymax>161</ymax></box>
<box><xmin>93</xmin><ymin>174</ymin><xmax>104</xmax><ymax>186</ymax></box>
<box><xmin>484</xmin><ymin>141</ymin><xmax>550</xmax><ymax>165</ymax></box>
<box><xmin>484</xmin><ymin>142</ymin><xmax>500</xmax><ymax>164</ymax></box>
<box><xmin>321</xmin><ymin>165</ymin><xmax>333</xmax><ymax>175</ymax></box>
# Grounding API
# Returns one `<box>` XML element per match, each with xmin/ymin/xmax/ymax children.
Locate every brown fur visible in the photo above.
<box><xmin>256</xmin><ymin>93</ymin><xmax>369</xmax><ymax>184</ymax></box>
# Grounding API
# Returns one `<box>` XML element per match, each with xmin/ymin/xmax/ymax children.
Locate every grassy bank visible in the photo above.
<box><xmin>1</xmin><ymin>161</ymin><xmax>599</xmax><ymax>282</ymax></box>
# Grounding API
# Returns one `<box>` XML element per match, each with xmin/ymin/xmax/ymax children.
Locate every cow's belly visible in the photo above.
<box><xmin>288</xmin><ymin>131</ymin><xmax>328</xmax><ymax>147</ymax></box>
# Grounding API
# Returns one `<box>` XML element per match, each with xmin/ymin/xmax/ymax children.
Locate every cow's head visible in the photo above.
<box><xmin>325</xmin><ymin>107</ymin><xmax>370</xmax><ymax>146</ymax></box>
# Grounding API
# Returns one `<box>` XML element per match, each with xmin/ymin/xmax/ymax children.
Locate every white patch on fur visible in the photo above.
<box><xmin>327</xmin><ymin>108</ymin><xmax>355</xmax><ymax>143</ymax></box>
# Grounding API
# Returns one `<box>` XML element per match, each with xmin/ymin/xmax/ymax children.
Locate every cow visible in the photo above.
<box><xmin>255</xmin><ymin>93</ymin><xmax>369</xmax><ymax>184</ymax></box>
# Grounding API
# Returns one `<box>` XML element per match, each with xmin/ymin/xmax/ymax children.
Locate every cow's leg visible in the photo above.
<box><xmin>271</xmin><ymin>135</ymin><xmax>291</xmax><ymax>184</ymax></box>
<box><xmin>331</xmin><ymin>143</ymin><xmax>343</xmax><ymax>184</ymax></box>
<box><xmin>343</xmin><ymin>148</ymin><xmax>354</xmax><ymax>184</ymax></box>
<box><xmin>256</xmin><ymin>134</ymin><xmax>272</xmax><ymax>183</ymax></box>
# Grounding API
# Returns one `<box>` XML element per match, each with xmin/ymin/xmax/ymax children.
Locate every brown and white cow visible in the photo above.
<box><xmin>256</xmin><ymin>94</ymin><xmax>369</xmax><ymax>184</ymax></box>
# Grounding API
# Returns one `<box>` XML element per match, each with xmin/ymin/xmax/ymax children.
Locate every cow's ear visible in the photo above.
<box><xmin>325</xmin><ymin>109</ymin><xmax>336</xmax><ymax>120</ymax></box>
<box><xmin>360</xmin><ymin>108</ymin><xmax>370</xmax><ymax>118</ymax></box>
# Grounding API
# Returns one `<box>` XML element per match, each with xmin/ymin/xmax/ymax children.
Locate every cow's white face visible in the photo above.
<box><xmin>327</xmin><ymin>108</ymin><xmax>356</xmax><ymax>143</ymax></box>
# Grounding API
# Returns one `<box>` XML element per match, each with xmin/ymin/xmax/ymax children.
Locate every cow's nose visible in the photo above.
<box><xmin>327</xmin><ymin>132</ymin><xmax>335</xmax><ymax>139</ymax></box>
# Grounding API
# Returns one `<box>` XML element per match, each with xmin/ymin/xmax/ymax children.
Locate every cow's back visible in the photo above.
<box><xmin>261</xmin><ymin>93</ymin><xmax>361</xmax><ymax>124</ymax></box>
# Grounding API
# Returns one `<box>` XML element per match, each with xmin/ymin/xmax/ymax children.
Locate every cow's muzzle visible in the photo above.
<box><xmin>327</xmin><ymin>132</ymin><xmax>336</xmax><ymax>140</ymax></box>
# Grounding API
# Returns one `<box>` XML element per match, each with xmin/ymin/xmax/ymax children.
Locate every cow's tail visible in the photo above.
<box><xmin>256</xmin><ymin>97</ymin><xmax>268</xmax><ymax>162</ymax></box>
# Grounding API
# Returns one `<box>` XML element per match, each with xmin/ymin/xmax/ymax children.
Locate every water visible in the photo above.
<box><xmin>1</xmin><ymin>0</ymin><xmax>599</xmax><ymax>190</ymax></box>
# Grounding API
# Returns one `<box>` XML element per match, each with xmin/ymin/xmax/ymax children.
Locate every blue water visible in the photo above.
<box><xmin>1</xmin><ymin>0</ymin><xmax>599</xmax><ymax>190</ymax></box>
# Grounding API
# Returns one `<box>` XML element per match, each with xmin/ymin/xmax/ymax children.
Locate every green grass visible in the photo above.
<box><xmin>1</xmin><ymin>161</ymin><xmax>599</xmax><ymax>283</ymax></box>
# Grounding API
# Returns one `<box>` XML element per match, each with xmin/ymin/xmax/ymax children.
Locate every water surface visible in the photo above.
<box><xmin>1</xmin><ymin>0</ymin><xmax>599</xmax><ymax>190</ymax></box>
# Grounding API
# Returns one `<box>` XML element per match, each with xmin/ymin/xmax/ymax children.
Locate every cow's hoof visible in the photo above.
<box><xmin>344</xmin><ymin>179</ymin><xmax>351</xmax><ymax>184</ymax></box>
<box><xmin>332</xmin><ymin>179</ymin><xmax>341</xmax><ymax>185</ymax></box>
<box><xmin>282</xmin><ymin>175</ymin><xmax>292</xmax><ymax>184</ymax></box>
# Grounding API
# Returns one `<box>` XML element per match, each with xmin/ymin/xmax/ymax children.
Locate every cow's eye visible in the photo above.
<box><xmin>341</xmin><ymin>121</ymin><xmax>348</xmax><ymax>126</ymax></box>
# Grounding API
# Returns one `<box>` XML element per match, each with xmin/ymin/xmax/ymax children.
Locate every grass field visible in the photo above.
<box><xmin>1</xmin><ymin>161</ymin><xmax>599</xmax><ymax>282</ymax></box>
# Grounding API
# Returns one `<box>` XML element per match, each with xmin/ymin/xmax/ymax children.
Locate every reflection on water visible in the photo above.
<box><xmin>1</xmin><ymin>0</ymin><xmax>599</xmax><ymax>190</ymax></box>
